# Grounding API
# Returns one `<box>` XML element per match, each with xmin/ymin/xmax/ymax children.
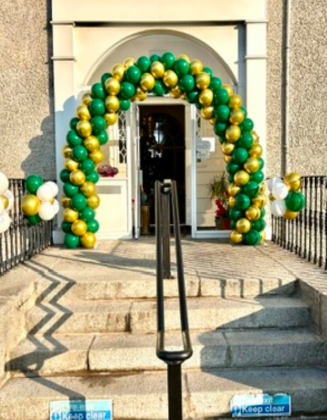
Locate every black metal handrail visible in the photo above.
<box><xmin>155</xmin><ymin>180</ymin><xmax>193</xmax><ymax>420</ymax></box>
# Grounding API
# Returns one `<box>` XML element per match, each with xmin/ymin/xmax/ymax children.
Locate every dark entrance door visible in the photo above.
<box><xmin>139</xmin><ymin>105</ymin><xmax>186</xmax><ymax>226</ymax></box>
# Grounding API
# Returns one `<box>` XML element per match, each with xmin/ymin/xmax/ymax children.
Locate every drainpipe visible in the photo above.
<box><xmin>282</xmin><ymin>0</ymin><xmax>291</xmax><ymax>175</ymax></box>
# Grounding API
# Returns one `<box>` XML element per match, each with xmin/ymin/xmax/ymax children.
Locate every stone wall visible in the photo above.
<box><xmin>0</xmin><ymin>0</ymin><xmax>55</xmax><ymax>179</ymax></box>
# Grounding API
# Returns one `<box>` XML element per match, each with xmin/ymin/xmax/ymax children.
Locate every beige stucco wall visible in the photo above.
<box><xmin>0</xmin><ymin>0</ymin><xmax>55</xmax><ymax>179</ymax></box>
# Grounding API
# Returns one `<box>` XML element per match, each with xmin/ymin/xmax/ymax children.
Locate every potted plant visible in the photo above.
<box><xmin>207</xmin><ymin>172</ymin><xmax>231</xmax><ymax>230</ymax></box>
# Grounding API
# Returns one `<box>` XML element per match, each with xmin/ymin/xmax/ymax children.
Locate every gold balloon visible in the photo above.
<box><xmin>105</xmin><ymin>77</ymin><xmax>121</xmax><ymax>96</ymax></box>
<box><xmin>228</xmin><ymin>196</ymin><xmax>236</xmax><ymax>208</ymax></box>
<box><xmin>229</xmin><ymin>109</ymin><xmax>244</xmax><ymax>125</ymax></box>
<box><xmin>260</xmin><ymin>230</ymin><xmax>266</xmax><ymax>242</ymax></box>
<box><xmin>251</xmin><ymin>131</ymin><xmax>259</xmax><ymax>144</ymax></box>
<box><xmin>70</xmin><ymin>170</ymin><xmax>86</xmax><ymax>186</ymax></box>
<box><xmin>284</xmin><ymin>172</ymin><xmax>301</xmax><ymax>192</ymax></box>
<box><xmin>196</xmin><ymin>72</ymin><xmax>210</xmax><ymax>89</ymax></box>
<box><xmin>82</xmin><ymin>92</ymin><xmax>92</xmax><ymax>106</ymax></box>
<box><xmin>244</xmin><ymin>157</ymin><xmax>261</xmax><ymax>174</ymax></box>
<box><xmin>222</xmin><ymin>84</ymin><xmax>233</xmax><ymax>97</ymax></box>
<box><xmin>76</xmin><ymin>120</ymin><xmax>92</xmax><ymax>138</ymax></box>
<box><xmin>269</xmin><ymin>193</ymin><xmax>275</xmax><ymax>202</ymax></box>
<box><xmin>21</xmin><ymin>195</ymin><xmax>41</xmax><ymax>216</ymax></box>
<box><xmin>224</xmin><ymin>155</ymin><xmax>233</xmax><ymax>163</ymax></box>
<box><xmin>76</xmin><ymin>104</ymin><xmax>91</xmax><ymax>121</ymax></box>
<box><xmin>83</xmin><ymin>136</ymin><xmax>100</xmax><ymax>152</ymax></box>
<box><xmin>65</xmin><ymin>159</ymin><xmax>79</xmax><ymax>172</ymax></box>
<box><xmin>105</xmin><ymin>96</ymin><xmax>120</xmax><ymax>113</ymax></box>
<box><xmin>252</xmin><ymin>194</ymin><xmax>267</xmax><ymax>208</ymax></box>
<box><xmin>234</xmin><ymin>170</ymin><xmax>250</xmax><ymax>186</ymax></box>
<box><xmin>80</xmin><ymin>181</ymin><xmax>96</xmax><ymax>197</ymax></box>
<box><xmin>151</xmin><ymin>61</ymin><xmax>165</xmax><ymax>78</ymax></box>
<box><xmin>249</xmin><ymin>144</ymin><xmax>263</xmax><ymax>158</ymax></box>
<box><xmin>222</xmin><ymin>142</ymin><xmax>235</xmax><ymax>155</ymax></box>
<box><xmin>236</xmin><ymin>218</ymin><xmax>251</xmax><ymax>233</ymax></box>
<box><xmin>135</xmin><ymin>87</ymin><xmax>147</xmax><ymax>101</ymax></box>
<box><xmin>209</xmin><ymin>118</ymin><xmax>217</xmax><ymax>126</ymax></box>
<box><xmin>225</xmin><ymin>125</ymin><xmax>241</xmax><ymax>143</ymax></box>
<box><xmin>284</xmin><ymin>209</ymin><xmax>298</xmax><ymax>220</ymax></box>
<box><xmin>163</xmin><ymin>70</ymin><xmax>178</xmax><ymax>88</ymax></box>
<box><xmin>0</xmin><ymin>195</ymin><xmax>9</xmax><ymax>210</ymax></box>
<box><xmin>260</xmin><ymin>183</ymin><xmax>267</xmax><ymax>193</ymax></box>
<box><xmin>231</xmin><ymin>230</ymin><xmax>243</xmax><ymax>244</ymax></box>
<box><xmin>190</xmin><ymin>59</ymin><xmax>203</xmax><ymax>75</ymax></box>
<box><xmin>63</xmin><ymin>208</ymin><xmax>79</xmax><ymax>223</ymax></box>
<box><xmin>62</xmin><ymin>145</ymin><xmax>73</xmax><ymax>158</ymax></box>
<box><xmin>198</xmin><ymin>89</ymin><xmax>213</xmax><ymax>107</ymax></box>
<box><xmin>72</xmin><ymin>219</ymin><xmax>88</xmax><ymax>236</ymax></box>
<box><xmin>124</xmin><ymin>57</ymin><xmax>135</xmax><ymax>68</ymax></box>
<box><xmin>228</xmin><ymin>183</ymin><xmax>241</xmax><ymax>197</ymax></box>
<box><xmin>104</xmin><ymin>112</ymin><xmax>118</xmax><ymax>126</ymax></box>
<box><xmin>89</xmin><ymin>150</ymin><xmax>104</xmax><ymax>164</ymax></box>
<box><xmin>61</xmin><ymin>195</ymin><xmax>71</xmax><ymax>209</ymax></box>
<box><xmin>87</xmin><ymin>194</ymin><xmax>100</xmax><ymax>209</ymax></box>
<box><xmin>180</xmin><ymin>92</ymin><xmax>187</xmax><ymax>100</ymax></box>
<box><xmin>245</xmin><ymin>206</ymin><xmax>261</xmax><ymax>221</ymax></box>
<box><xmin>140</xmin><ymin>73</ymin><xmax>155</xmax><ymax>91</ymax></box>
<box><xmin>80</xmin><ymin>231</ymin><xmax>97</xmax><ymax>248</ymax></box>
<box><xmin>112</xmin><ymin>64</ymin><xmax>125</xmax><ymax>82</ymax></box>
<box><xmin>169</xmin><ymin>85</ymin><xmax>183</xmax><ymax>98</ymax></box>
<box><xmin>177</xmin><ymin>53</ymin><xmax>191</xmax><ymax>63</ymax></box>
<box><xmin>201</xmin><ymin>106</ymin><xmax>214</xmax><ymax>120</ymax></box>
<box><xmin>228</xmin><ymin>94</ymin><xmax>242</xmax><ymax>109</ymax></box>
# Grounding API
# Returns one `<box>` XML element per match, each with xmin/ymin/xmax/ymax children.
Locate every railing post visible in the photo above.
<box><xmin>161</xmin><ymin>183</ymin><xmax>171</xmax><ymax>279</ymax></box>
<box><xmin>168</xmin><ymin>364</ymin><xmax>182</xmax><ymax>420</ymax></box>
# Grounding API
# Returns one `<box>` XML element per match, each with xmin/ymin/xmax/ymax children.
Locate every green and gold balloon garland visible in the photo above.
<box><xmin>60</xmin><ymin>52</ymin><xmax>267</xmax><ymax>248</ymax></box>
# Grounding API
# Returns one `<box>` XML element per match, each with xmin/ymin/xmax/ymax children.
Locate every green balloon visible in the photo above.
<box><xmin>70</xmin><ymin>118</ymin><xmax>80</xmax><ymax>130</ymax></box>
<box><xmin>119</xmin><ymin>98</ymin><xmax>131</xmax><ymax>111</ymax></box>
<box><xmin>229</xmin><ymin>174</ymin><xmax>235</xmax><ymax>184</ymax></box>
<box><xmin>241</xmin><ymin>118</ymin><xmax>254</xmax><ymax>132</ymax></box>
<box><xmin>218</xmin><ymin>136</ymin><xmax>226</xmax><ymax>145</ymax></box>
<box><xmin>240</xmin><ymin>106</ymin><xmax>247</xmax><ymax>118</ymax></box>
<box><xmin>27</xmin><ymin>214</ymin><xmax>42</xmax><ymax>226</ymax></box>
<box><xmin>210</xmin><ymin>77</ymin><xmax>222</xmax><ymax>91</ymax></box>
<box><xmin>194</xmin><ymin>98</ymin><xmax>203</xmax><ymax>110</ymax></box>
<box><xmin>252</xmin><ymin>218</ymin><xmax>266</xmax><ymax>232</ymax></box>
<box><xmin>173</xmin><ymin>59</ymin><xmax>190</xmax><ymax>77</ymax></box>
<box><xmin>230</xmin><ymin>220</ymin><xmax>237</xmax><ymax>230</ymax></box>
<box><xmin>179</xmin><ymin>74</ymin><xmax>195</xmax><ymax>92</ymax></box>
<box><xmin>229</xmin><ymin>208</ymin><xmax>244</xmax><ymax>221</ymax></box>
<box><xmin>61</xmin><ymin>221</ymin><xmax>72</xmax><ymax>234</ymax></box>
<box><xmin>72</xmin><ymin>145</ymin><xmax>88</xmax><ymax>162</ymax></box>
<box><xmin>101</xmin><ymin>73</ymin><xmax>112</xmax><ymax>86</ymax></box>
<box><xmin>137</xmin><ymin>56</ymin><xmax>151</xmax><ymax>73</ymax></box>
<box><xmin>71</xmin><ymin>193</ymin><xmax>87</xmax><ymax>211</ymax></box>
<box><xmin>79</xmin><ymin>159</ymin><xmax>95</xmax><ymax>175</ymax></box>
<box><xmin>126</xmin><ymin>66</ymin><xmax>141</xmax><ymax>84</ymax></box>
<box><xmin>87</xmin><ymin>219</ymin><xmax>99</xmax><ymax>233</ymax></box>
<box><xmin>97</xmin><ymin>131</ymin><xmax>108</xmax><ymax>145</ymax></box>
<box><xmin>235</xmin><ymin>194</ymin><xmax>251</xmax><ymax>211</ymax></box>
<box><xmin>244</xmin><ymin>229</ymin><xmax>261</xmax><ymax>246</ymax></box>
<box><xmin>86</xmin><ymin>171</ymin><xmax>100</xmax><ymax>183</ymax></box>
<box><xmin>153</xmin><ymin>80</ymin><xmax>168</xmax><ymax>96</ymax></box>
<box><xmin>237</xmin><ymin>132</ymin><xmax>253</xmax><ymax>149</ymax></box>
<box><xmin>261</xmin><ymin>208</ymin><xmax>266</xmax><ymax>218</ymax></box>
<box><xmin>214</xmin><ymin>105</ymin><xmax>230</xmax><ymax>122</ymax></box>
<box><xmin>203</xmin><ymin>67</ymin><xmax>213</xmax><ymax>77</ymax></box>
<box><xmin>120</xmin><ymin>82</ymin><xmax>136</xmax><ymax>99</ymax></box>
<box><xmin>258</xmin><ymin>157</ymin><xmax>265</xmax><ymax>170</ymax></box>
<box><xmin>80</xmin><ymin>206</ymin><xmax>95</xmax><ymax>222</ymax></box>
<box><xmin>161</xmin><ymin>52</ymin><xmax>175</xmax><ymax>69</ymax></box>
<box><xmin>243</xmin><ymin>181</ymin><xmax>260</xmax><ymax>198</ymax></box>
<box><xmin>25</xmin><ymin>174</ymin><xmax>43</xmax><ymax>194</ymax></box>
<box><xmin>89</xmin><ymin>98</ymin><xmax>105</xmax><ymax>116</ymax></box>
<box><xmin>233</xmin><ymin>147</ymin><xmax>249</xmax><ymax>165</ymax></box>
<box><xmin>186</xmin><ymin>91</ymin><xmax>199</xmax><ymax>104</ymax></box>
<box><xmin>60</xmin><ymin>169</ymin><xmax>71</xmax><ymax>183</ymax></box>
<box><xmin>67</xmin><ymin>130</ymin><xmax>83</xmax><ymax>147</ymax></box>
<box><xmin>91</xmin><ymin>116</ymin><xmax>106</xmax><ymax>134</ymax></box>
<box><xmin>251</xmin><ymin>170</ymin><xmax>264</xmax><ymax>184</ymax></box>
<box><xmin>91</xmin><ymin>83</ymin><xmax>105</xmax><ymax>100</ymax></box>
<box><xmin>63</xmin><ymin>182</ymin><xmax>79</xmax><ymax>197</ymax></box>
<box><xmin>227</xmin><ymin>162</ymin><xmax>241</xmax><ymax>176</ymax></box>
<box><xmin>150</xmin><ymin>54</ymin><xmax>161</xmax><ymax>63</ymax></box>
<box><xmin>285</xmin><ymin>192</ymin><xmax>306</xmax><ymax>212</ymax></box>
<box><xmin>214</xmin><ymin>88</ymin><xmax>229</xmax><ymax>105</ymax></box>
<box><xmin>214</xmin><ymin>121</ymin><xmax>228</xmax><ymax>136</ymax></box>
<box><xmin>64</xmin><ymin>233</ymin><xmax>80</xmax><ymax>249</ymax></box>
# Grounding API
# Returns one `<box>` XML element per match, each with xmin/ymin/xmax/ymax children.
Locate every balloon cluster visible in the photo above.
<box><xmin>21</xmin><ymin>175</ymin><xmax>59</xmax><ymax>224</ymax></box>
<box><xmin>268</xmin><ymin>173</ymin><xmax>305</xmax><ymax>220</ymax></box>
<box><xmin>0</xmin><ymin>172</ymin><xmax>14</xmax><ymax>234</ymax></box>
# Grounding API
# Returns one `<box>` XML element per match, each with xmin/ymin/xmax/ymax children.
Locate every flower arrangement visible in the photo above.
<box><xmin>97</xmin><ymin>165</ymin><xmax>119</xmax><ymax>178</ymax></box>
<box><xmin>207</xmin><ymin>172</ymin><xmax>230</xmax><ymax>229</ymax></box>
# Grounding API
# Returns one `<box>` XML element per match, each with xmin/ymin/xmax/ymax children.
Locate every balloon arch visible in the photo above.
<box><xmin>58</xmin><ymin>52</ymin><xmax>299</xmax><ymax>249</ymax></box>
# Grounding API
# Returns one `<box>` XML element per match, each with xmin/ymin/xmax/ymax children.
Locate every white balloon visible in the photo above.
<box><xmin>272</xmin><ymin>183</ymin><xmax>289</xmax><ymax>200</ymax></box>
<box><xmin>38</xmin><ymin>202</ymin><xmax>56</xmax><ymax>221</ymax></box>
<box><xmin>271</xmin><ymin>200</ymin><xmax>287</xmax><ymax>217</ymax></box>
<box><xmin>4</xmin><ymin>190</ymin><xmax>14</xmax><ymax>211</ymax></box>
<box><xmin>0</xmin><ymin>172</ymin><xmax>9</xmax><ymax>195</ymax></box>
<box><xmin>0</xmin><ymin>212</ymin><xmax>12</xmax><ymax>233</ymax></box>
<box><xmin>45</xmin><ymin>181</ymin><xmax>59</xmax><ymax>197</ymax></box>
<box><xmin>37</xmin><ymin>184</ymin><xmax>55</xmax><ymax>202</ymax></box>
<box><xmin>52</xmin><ymin>199</ymin><xmax>60</xmax><ymax>214</ymax></box>
<box><xmin>267</xmin><ymin>177</ymin><xmax>283</xmax><ymax>192</ymax></box>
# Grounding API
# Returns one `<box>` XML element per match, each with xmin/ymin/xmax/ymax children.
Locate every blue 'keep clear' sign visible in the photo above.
<box><xmin>50</xmin><ymin>400</ymin><xmax>112</xmax><ymax>420</ymax></box>
<box><xmin>231</xmin><ymin>394</ymin><xmax>291</xmax><ymax>417</ymax></box>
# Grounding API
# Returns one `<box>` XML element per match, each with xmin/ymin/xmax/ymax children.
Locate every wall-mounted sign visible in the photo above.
<box><xmin>196</xmin><ymin>137</ymin><xmax>215</xmax><ymax>161</ymax></box>
<box><xmin>50</xmin><ymin>400</ymin><xmax>113</xmax><ymax>420</ymax></box>
<box><xmin>230</xmin><ymin>394</ymin><xmax>291</xmax><ymax>417</ymax></box>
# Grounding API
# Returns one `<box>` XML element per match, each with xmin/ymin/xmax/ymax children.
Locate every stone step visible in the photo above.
<box><xmin>8</xmin><ymin>329</ymin><xmax>326</xmax><ymax>376</ymax></box>
<box><xmin>25</xmin><ymin>297</ymin><xmax>309</xmax><ymax>334</ymax></box>
<box><xmin>1</xmin><ymin>368</ymin><xmax>327</xmax><ymax>419</ymax></box>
